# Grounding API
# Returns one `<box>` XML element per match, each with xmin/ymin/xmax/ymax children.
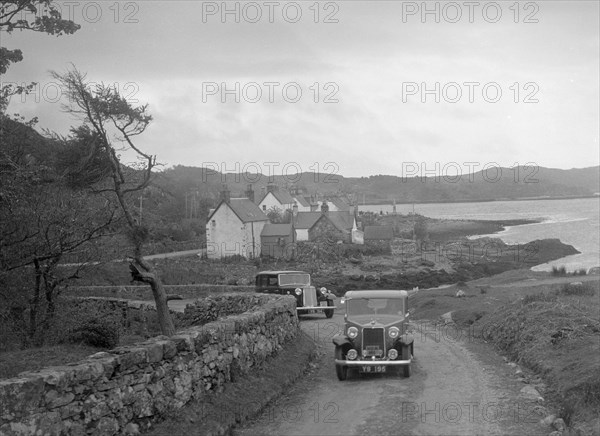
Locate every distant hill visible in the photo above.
<box><xmin>170</xmin><ymin>165</ymin><xmax>600</xmax><ymax>204</ymax></box>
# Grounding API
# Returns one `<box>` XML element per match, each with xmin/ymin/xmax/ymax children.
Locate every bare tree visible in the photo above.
<box><xmin>52</xmin><ymin>68</ymin><xmax>176</xmax><ymax>335</ymax></box>
<box><xmin>0</xmin><ymin>118</ymin><xmax>117</xmax><ymax>346</ymax></box>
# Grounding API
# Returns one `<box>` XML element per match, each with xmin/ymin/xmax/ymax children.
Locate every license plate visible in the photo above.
<box><xmin>360</xmin><ymin>365</ymin><xmax>386</xmax><ymax>373</ymax></box>
<box><xmin>320</xmin><ymin>301</ymin><xmax>327</xmax><ymax>307</ymax></box>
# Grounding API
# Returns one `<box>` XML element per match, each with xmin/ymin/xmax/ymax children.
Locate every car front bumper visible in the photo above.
<box><xmin>297</xmin><ymin>306</ymin><xmax>336</xmax><ymax>311</ymax></box>
<box><xmin>335</xmin><ymin>359</ymin><xmax>411</xmax><ymax>366</ymax></box>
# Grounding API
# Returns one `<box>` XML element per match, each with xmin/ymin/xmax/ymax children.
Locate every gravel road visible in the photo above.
<box><xmin>233</xmin><ymin>311</ymin><xmax>549</xmax><ymax>436</ymax></box>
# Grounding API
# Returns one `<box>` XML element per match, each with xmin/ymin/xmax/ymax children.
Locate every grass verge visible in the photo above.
<box><xmin>475</xmin><ymin>281</ymin><xmax>600</xmax><ymax>428</ymax></box>
<box><xmin>0</xmin><ymin>344</ymin><xmax>99</xmax><ymax>379</ymax></box>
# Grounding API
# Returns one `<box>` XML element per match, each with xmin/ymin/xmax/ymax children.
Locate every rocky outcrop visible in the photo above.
<box><xmin>0</xmin><ymin>294</ymin><xmax>298</xmax><ymax>435</ymax></box>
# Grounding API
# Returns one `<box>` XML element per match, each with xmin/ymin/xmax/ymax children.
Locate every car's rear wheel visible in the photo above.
<box><xmin>335</xmin><ymin>347</ymin><xmax>348</xmax><ymax>381</ymax></box>
<box><xmin>402</xmin><ymin>345</ymin><xmax>412</xmax><ymax>378</ymax></box>
<box><xmin>325</xmin><ymin>299</ymin><xmax>334</xmax><ymax>318</ymax></box>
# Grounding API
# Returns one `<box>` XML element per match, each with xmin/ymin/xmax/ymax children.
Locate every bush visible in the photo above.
<box><xmin>220</xmin><ymin>254</ymin><xmax>247</xmax><ymax>264</ymax></box>
<box><xmin>522</xmin><ymin>292</ymin><xmax>557</xmax><ymax>305</ymax></box>
<box><xmin>559</xmin><ymin>282</ymin><xmax>597</xmax><ymax>297</ymax></box>
<box><xmin>66</xmin><ymin>317</ymin><xmax>120</xmax><ymax>348</ymax></box>
<box><xmin>551</xmin><ymin>265</ymin><xmax>567</xmax><ymax>276</ymax></box>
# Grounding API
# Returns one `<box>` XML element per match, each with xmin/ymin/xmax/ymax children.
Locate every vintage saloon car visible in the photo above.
<box><xmin>333</xmin><ymin>290</ymin><xmax>413</xmax><ymax>380</ymax></box>
<box><xmin>255</xmin><ymin>270</ymin><xmax>336</xmax><ymax>318</ymax></box>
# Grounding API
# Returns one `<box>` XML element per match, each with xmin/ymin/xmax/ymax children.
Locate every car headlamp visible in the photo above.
<box><xmin>347</xmin><ymin>326</ymin><xmax>358</xmax><ymax>339</ymax></box>
<box><xmin>388</xmin><ymin>349</ymin><xmax>398</xmax><ymax>360</ymax></box>
<box><xmin>388</xmin><ymin>327</ymin><xmax>400</xmax><ymax>339</ymax></box>
<box><xmin>295</xmin><ymin>288</ymin><xmax>302</xmax><ymax>295</ymax></box>
<box><xmin>347</xmin><ymin>349</ymin><xmax>358</xmax><ymax>360</ymax></box>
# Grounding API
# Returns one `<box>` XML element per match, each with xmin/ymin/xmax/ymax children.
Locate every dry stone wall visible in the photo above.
<box><xmin>63</xmin><ymin>284</ymin><xmax>255</xmax><ymax>300</ymax></box>
<box><xmin>0</xmin><ymin>294</ymin><xmax>298</xmax><ymax>435</ymax></box>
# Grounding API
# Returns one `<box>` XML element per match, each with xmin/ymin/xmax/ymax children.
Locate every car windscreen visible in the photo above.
<box><xmin>346</xmin><ymin>298</ymin><xmax>404</xmax><ymax>317</ymax></box>
<box><xmin>278</xmin><ymin>273</ymin><xmax>310</xmax><ymax>286</ymax></box>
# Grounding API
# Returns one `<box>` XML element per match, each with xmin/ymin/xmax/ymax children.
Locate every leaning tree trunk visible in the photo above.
<box><xmin>131</xmin><ymin>250</ymin><xmax>175</xmax><ymax>336</ymax></box>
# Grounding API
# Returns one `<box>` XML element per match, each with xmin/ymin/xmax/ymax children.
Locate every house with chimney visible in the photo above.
<box><xmin>293</xmin><ymin>195</ymin><xmax>311</xmax><ymax>212</ymax></box>
<box><xmin>205</xmin><ymin>185</ymin><xmax>269</xmax><ymax>259</ymax></box>
<box><xmin>287</xmin><ymin>185</ymin><xmax>311</xmax><ymax>212</ymax></box>
<box><xmin>292</xmin><ymin>200</ymin><xmax>361</xmax><ymax>244</ymax></box>
<box><xmin>258</xmin><ymin>183</ymin><xmax>296</xmax><ymax>215</ymax></box>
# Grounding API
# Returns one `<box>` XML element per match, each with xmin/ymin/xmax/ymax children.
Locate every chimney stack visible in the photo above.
<box><xmin>292</xmin><ymin>202</ymin><xmax>298</xmax><ymax>217</ymax></box>
<box><xmin>245</xmin><ymin>184</ymin><xmax>255</xmax><ymax>203</ymax></box>
<box><xmin>321</xmin><ymin>200</ymin><xmax>329</xmax><ymax>214</ymax></box>
<box><xmin>220</xmin><ymin>184</ymin><xmax>231</xmax><ymax>204</ymax></box>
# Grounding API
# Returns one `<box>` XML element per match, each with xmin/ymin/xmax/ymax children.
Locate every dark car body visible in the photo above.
<box><xmin>255</xmin><ymin>270</ymin><xmax>336</xmax><ymax>318</ymax></box>
<box><xmin>332</xmin><ymin>290</ymin><xmax>413</xmax><ymax>380</ymax></box>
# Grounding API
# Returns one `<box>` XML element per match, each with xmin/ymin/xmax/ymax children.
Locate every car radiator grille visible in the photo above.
<box><xmin>303</xmin><ymin>288</ymin><xmax>317</xmax><ymax>307</ymax></box>
<box><xmin>362</xmin><ymin>328</ymin><xmax>385</xmax><ymax>357</ymax></box>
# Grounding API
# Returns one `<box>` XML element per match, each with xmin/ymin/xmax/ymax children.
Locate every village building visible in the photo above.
<box><xmin>258</xmin><ymin>184</ymin><xmax>296</xmax><ymax>214</ymax></box>
<box><xmin>293</xmin><ymin>195</ymin><xmax>311</xmax><ymax>212</ymax></box>
<box><xmin>291</xmin><ymin>211</ymin><xmax>322</xmax><ymax>241</ymax></box>
<box><xmin>293</xmin><ymin>201</ymin><xmax>361</xmax><ymax>244</ymax></box>
<box><xmin>260</xmin><ymin>223</ymin><xmax>295</xmax><ymax>259</ymax></box>
<box><xmin>327</xmin><ymin>196</ymin><xmax>351</xmax><ymax>212</ymax></box>
<box><xmin>205</xmin><ymin>187</ymin><xmax>269</xmax><ymax>259</ymax></box>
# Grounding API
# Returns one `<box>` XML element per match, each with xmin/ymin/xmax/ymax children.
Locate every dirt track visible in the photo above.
<box><xmin>233</xmin><ymin>310</ymin><xmax>549</xmax><ymax>436</ymax></box>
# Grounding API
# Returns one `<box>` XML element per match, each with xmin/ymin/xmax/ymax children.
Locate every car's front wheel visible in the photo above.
<box><xmin>325</xmin><ymin>299</ymin><xmax>334</xmax><ymax>318</ymax></box>
<box><xmin>335</xmin><ymin>347</ymin><xmax>348</xmax><ymax>381</ymax></box>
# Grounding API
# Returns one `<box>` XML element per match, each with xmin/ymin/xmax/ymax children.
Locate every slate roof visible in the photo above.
<box><xmin>327</xmin><ymin>212</ymin><xmax>355</xmax><ymax>232</ymax></box>
<box><xmin>294</xmin><ymin>196</ymin><xmax>310</xmax><ymax>208</ymax></box>
<box><xmin>259</xmin><ymin>190</ymin><xmax>295</xmax><ymax>206</ymax></box>
<box><xmin>364</xmin><ymin>225</ymin><xmax>394</xmax><ymax>240</ymax></box>
<box><xmin>208</xmin><ymin>199</ymin><xmax>268</xmax><ymax>223</ymax></box>
<box><xmin>329</xmin><ymin>197</ymin><xmax>350</xmax><ymax>211</ymax></box>
<box><xmin>261</xmin><ymin>223</ymin><xmax>294</xmax><ymax>237</ymax></box>
<box><xmin>292</xmin><ymin>212</ymin><xmax>322</xmax><ymax>229</ymax></box>
<box><xmin>273</xmin><ymin>190</ymin><xmax>295</xmax><ymax>205</ymax></box>
<box><xmin>311</xmin><ymin>212</ymin><xmax>355</xmax><ymax>233</ymax></box>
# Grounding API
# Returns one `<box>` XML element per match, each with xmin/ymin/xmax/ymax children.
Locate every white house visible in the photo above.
<box><xmin>206</xmin><ymin>192</ymin><xmax>269</xmax><ymax>259</ymax></box>
<box><xmin>258</xmin><ymin>184</ymin><xmax>296</xmax><ymax>215</ymax></box>
<box><xmin>291</xmin><ymin>212</ymin><xmax>322</xmax><ymax>241</ymax></box>
<box><xmin>293</xmin><ymin>195</ymin><xmax>311</xmax><ymax>212</ymax></box>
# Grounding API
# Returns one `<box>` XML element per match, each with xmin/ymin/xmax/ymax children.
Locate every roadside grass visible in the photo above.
<box><xmin>410</xmin><ymin>276</ymin><xmax>600</xmax><ymax>430</ymax></box>
<box><xmin>477</xmin><ymin>281</ymin><xmax>600</xmax><ymax>424</ymax></box>
<box><xmin>0</xmin><ymin>344</ymin><xmax>99</xmax><ymax>379</ymax></box>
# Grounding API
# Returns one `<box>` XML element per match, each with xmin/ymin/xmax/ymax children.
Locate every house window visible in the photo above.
<box><xmin>211</xmin><ymin>220</ymin><xmax>216</xmax><ymax>226</ymax></box>
<box><xmin>262</xmin><ymin>205</ymin><xmax>267</xmax><ymax>211</ymax></box>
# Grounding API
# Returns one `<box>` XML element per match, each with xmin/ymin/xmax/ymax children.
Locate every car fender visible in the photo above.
<box><xmin>332</xmin><ymin>335</ymin><xmax>351</xmax><ymax>347</ymax></box>
<box><xmin>400</xmin><ymin>333</ymin><xmax>414</xmax><ymax>346</ymax></box>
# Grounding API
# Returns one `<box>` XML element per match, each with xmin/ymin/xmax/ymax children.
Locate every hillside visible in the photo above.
<box><xmin>166</xmin><ymin>165</ymin><xmax>600</xmax><ymax>204</ymax></box>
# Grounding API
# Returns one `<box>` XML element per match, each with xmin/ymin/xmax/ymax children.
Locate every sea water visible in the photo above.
<box><xmin>359</xmin><ymin>197</ymin><xmax>600</xmax><ymax>272</ymax></box>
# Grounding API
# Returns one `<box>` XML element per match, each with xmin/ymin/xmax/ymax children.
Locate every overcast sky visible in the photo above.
<box><xmin>2</xmin><ymin>1</ymin><xmax>599</xmax><ymax>178</ymax></box>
